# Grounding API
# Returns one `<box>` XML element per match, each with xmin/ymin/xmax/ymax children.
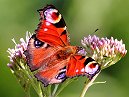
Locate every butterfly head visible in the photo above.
<box><xmin>38</xmin><ymin>5</ymin><xmax>61</xmax><ymax>24</ymax></box>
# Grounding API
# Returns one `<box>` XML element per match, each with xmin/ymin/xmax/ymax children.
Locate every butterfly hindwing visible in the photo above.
<box><xmin>25</xmin><ymin>34</ymin><xmax>55</xmax><ymax>70</ymax></box>
<box><xmin>35</xmin><ymin>60</ymin><xmax>67</xmax><ymax>86</ymax></box>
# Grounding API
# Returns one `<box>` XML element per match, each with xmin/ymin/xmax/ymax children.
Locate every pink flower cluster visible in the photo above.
<box><xmin>7</xmin><ymin>32</ymin><xmax>32</xmax><ymax>70</ymax></box>
<box><xmin>81</xmin><ymin>35</ymin><xmax>127</xmax><ymax>68</ymax></box>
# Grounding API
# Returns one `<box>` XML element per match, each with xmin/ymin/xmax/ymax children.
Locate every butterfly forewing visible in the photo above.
<box><xmin>25</xmin><ymin>35</ymin><xmax>69</xmax><ymax>86</ymax></box>
<box><xmin>25</xmin><ymin>34</ymin><xmax>58</xmax><ymax>70</ymax></box>
<box><xmin>35</xmin><ymin>5</ymin><xmax>70</xmax><ymax>46</ymax></box>
<box><xmin>66</xmin><ymin>56</ymin><xmax>100</xmax><ymax>79</ymax></box>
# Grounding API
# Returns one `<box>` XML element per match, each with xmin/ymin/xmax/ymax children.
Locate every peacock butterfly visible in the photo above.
<box><xmin>24</xmin><ymin>5</ymin><xmax>100</xmax><ymax>86</ymax></box>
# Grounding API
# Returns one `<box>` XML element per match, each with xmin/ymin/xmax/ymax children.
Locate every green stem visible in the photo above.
<box><xmin>51</xmin><ymin>84</ymin><xmax>59</xmax><ymax>97</ymax></box>
<box><xmin>92</xmin><ymin>81</ymin><xmax>106</xmax><ymax>85</ymax></box>
<box><xmin>20</xmin><ymin>62</ymin><xmax>43</xmax><ymax>97</ymax></box>
<box><xmin>48</xmin><ymin>85</ymin><xmax>52</xmax><ymax>97</ymax></box>
<box><xmin>80</xmin><ymin>72</ymin><xmax>100</xmax><ymax>97</ymax></box>
<box><xmin>37</xmin><ymin>83</ymin><xmax>43</xmax><ymax>97</ymax></box>
<box><xmin>25</xmin><ymin>87</ymin><xmax>31</xmax><ymax>97</ymax></box>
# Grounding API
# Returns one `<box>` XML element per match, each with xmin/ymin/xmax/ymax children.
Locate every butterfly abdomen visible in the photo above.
<box><xmin>55</xmin><ymin>46</ymin><xmax>78</xmax><ymax>60</ymax></box>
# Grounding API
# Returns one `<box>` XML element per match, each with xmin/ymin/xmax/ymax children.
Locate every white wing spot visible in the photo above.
<box><xmin>44</xmin><ymin>28</ymin><xmax>48</xmax><ymax>31</ymax></box>
<box><xmin>42</xmin><ymin>43</ymin><xmax>48</xmax><ymax>48</ymax></box>
<box><xmin>81</xmin><ymin>68</ymin><xmax>85</xmax><ymax>72</ymax></box>
<box><xmin>76</xmin><ymin>69</ymin><xmax>79</xmax><ymax>73</ymax></box>
<box><xmin>46</xmin><ymin>22</ymin><xmax>50</xmax><ymax>26</ymax></box>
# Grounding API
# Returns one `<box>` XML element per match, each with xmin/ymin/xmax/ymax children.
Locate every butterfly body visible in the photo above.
<box><xmin>25</xmin><ymin>5</ymin><xmax>100</xmax><ymax>86</ymax></box>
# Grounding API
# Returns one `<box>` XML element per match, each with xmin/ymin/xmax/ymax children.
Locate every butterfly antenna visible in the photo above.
<box><xmin>91</xmin><ymin>28</ymin><xmax>99</xmax><ymax>35</ymax></box>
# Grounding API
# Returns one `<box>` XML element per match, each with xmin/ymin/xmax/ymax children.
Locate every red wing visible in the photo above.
<box><xmin>66</xmin><ymin>55</ymin><xmax>100</xmax><ymax>79</ymax></box>
<box><xmin>25</xmin><ymin>34</ymin><xmax>58</xmax><ymax>71</ymax></box>
<box><xmin>24</xmin><ymin>34</ymin><xmax>68</xmax><ymax>86</ymax></box>
<box><xmin>35</xmin><ymin>5</ymin><xmax>70</xmax><ymax>46</ymax></box>
<box><xmin>35</xmin><ymin>60</ymin><xmax>67</xmax><ymax>86</ymax></box>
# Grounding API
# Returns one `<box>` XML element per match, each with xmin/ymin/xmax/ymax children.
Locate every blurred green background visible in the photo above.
<box><xmin>0</xmin><ymin>0</ymin><xmax>129</xmax><ymax>97</ymax></box>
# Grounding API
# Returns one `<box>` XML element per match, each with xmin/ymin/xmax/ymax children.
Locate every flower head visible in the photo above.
<box><xmin>7</xmin><ymin>32</ymin><xmax>33</xmax><ymax>92</ymax></box>
<box><xmin>81</xmin><ymin>35</ymin><xmax>127</xmax><ymax>68</ymax></box>
<box><xmin>7</xmin><ymin>32</ymin><xmax>31</xmax><ymax>71</ymax></box>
